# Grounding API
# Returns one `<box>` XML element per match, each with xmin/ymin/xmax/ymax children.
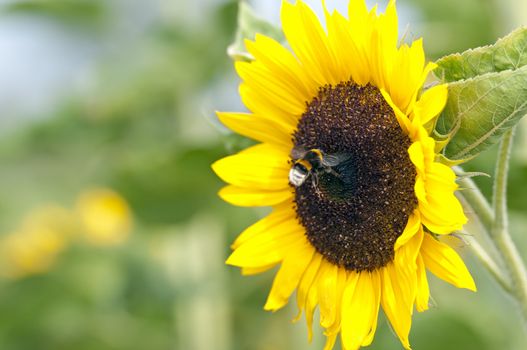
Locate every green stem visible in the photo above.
<box><xmin>456</xmin><ymin>172</ymin><xmax>493</xmax><ymax>229</ymax></box>
<box><xmin>457</xmin><ymin>194</ymin><xmax>511</xmax><ymax>291</ymax></box>
<box><xmin>490</xmin><ymin>128</ymin><xmax>527</xmax><ymax>326</ymax></box>
<box><xmin>464</xmin><ymin>231</ymin><xmax>511</xmax><ymax>291</ymax></box>
<box><xmin>455</xmin><ymin>129</ymin><xmax>527</xmax><ymax>327</ymax></box>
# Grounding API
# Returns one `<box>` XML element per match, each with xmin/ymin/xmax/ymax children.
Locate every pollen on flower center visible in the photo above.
<box><xmin>292</xmin><ymin>82</ymin><xmax>417</xmax><ymax>271</ymax></box>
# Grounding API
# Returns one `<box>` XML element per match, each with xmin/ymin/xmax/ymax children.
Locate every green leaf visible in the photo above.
<box><xmin>227</xmin><ymin>1</ymin><xmax>284</xmax><ymax>62</ymax></box>
<box><xmin>435</xmin><ymin>27</ymin><xmax>527</xmax><ymax>82</ymax></box>
<box><xmin>434</xmin><ymin>27</ymin><xmax>527</xmax><ymax>161</ymax></box>
<box><xmin>436</xmin><ymin>66</ymin><xmax>527</xmax><ymax>160</ymax></box>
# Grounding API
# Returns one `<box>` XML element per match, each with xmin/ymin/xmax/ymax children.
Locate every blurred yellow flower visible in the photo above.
<box><xmin>0</xmin><ymin>189</ymin><xmax>133</xmax><ymax>279</ymax></box>
<box><xmin>76</xmin><ymin>188</ymin><xmax>133</xmax><ymax>246</ymax></box>
<box><xmin>0</xmin><ymin>205</ymin><xmax>73</xmax><ymax>278</ymax></box>
<box><xmin>23</xmin><ymin>205</ymin><xmax>77</xmax><ymax>237</ymax></box>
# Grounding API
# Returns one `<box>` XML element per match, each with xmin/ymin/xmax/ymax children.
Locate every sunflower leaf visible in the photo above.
<box><xmin>227</xmin><ymin>1</ymin><xmax>284</xmax><ymax>62</ymax></box>
<box><xmin>436</xmin><ymin>66</ymin><xmax>527</xmax><ymax>161</ymax></box>
<box><xmin>435</xmin><ymin>27</ymin><xmax>527</xmax><ymax>82</ymax></box>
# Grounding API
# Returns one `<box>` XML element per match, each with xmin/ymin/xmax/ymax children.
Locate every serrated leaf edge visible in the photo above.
<box><xmin>435</xmin><ymin>26</ymin><xmax>527</xmax><ymax>83</ymax></box>
<box><xmin>441</xmin><ymin>66</ymin><xmax>527</xmax><ymax>160</ymax></box>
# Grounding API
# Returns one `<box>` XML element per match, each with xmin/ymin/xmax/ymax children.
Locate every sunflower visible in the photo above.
<box><xmin>212</xmin><ymin>0</ymin><xmax>476</xmax><ymax>349</ymax></box>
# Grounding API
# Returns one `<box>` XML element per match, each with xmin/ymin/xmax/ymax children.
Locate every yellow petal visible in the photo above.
<box><xmin>421</xmin><ymin>233</ymin><xmax>476</xmax><ymax>291</ymax></box>
<box><xmin>414</xmin><ymin>84</ymin><xmax>448</xmax><ymax>126</ymax></box>
<box><xmin>325</xmin><ymin>8</ymin><xmax>369</xmax><ymax>85</ymax></box>
<box><xmin>323</xmin><ymin>333</ymin><xmax>338</xmax><ymax>350</ymax></box>
<box><xmin>427</xmin><ymin>161</ymin><xmax>457</xmax><ymax>187</ymax></box>
<box><xmin>387</xmin><ymin>39</ymin><xmax>425</xmax><ymax>113</ymax></box>
<box><xmin>226</xmin><ymin>219</ymin><xmax>304</xmax><ymax>268</ymax></box>
<box><xmin>415</xmin><ymin>254</ymin><xmax>430</xmax><ymax>312</ymax></box>
<box><xmin>419</xmin><ymin>197</ymin><xmax>466</xmax><ymax>235</ymax></box>
<box><xmin>281</xmin><ymin>1</ymin><xmax>338</xmax><ymax>85</ymax></box>
<box><xmin>419</xmin><ymin>163</ymin><xmax>467</xmax><ymax>234</ymax></box>
<box><xmin>414</xmin><ymin>175</ymin><xmax>427</xmax><ymax>204</ymax></box>
<box><xmin>369</xmin><ymin>27</ymin><xmax>385</xmax><ymax>90</ymax></box>
<box><xmin>396</xmin><ymin>226</ymin><xmax>424</xmax><ymax>268</ymax></box>
<box><xmin>403</xmin><ymin>39</ymin><xmax>426</xmax><ymax>113</ymax></box>
<box><xmin>265</xmin><ymin>240</ymin><xmax>315</xmax><ymax>311</ymax></box>
<box><xmin>246</xmin><ymin>34</ymin><xmax>315</xmax><ymax>100</ymax></box>
<box><xmin>239</xmin><ymin>83</ymin><xmax>299</xmax><ymax>128</ymax></box>
<box><xmin>232</xmin><ymin>203</ymin><xmax>295</xmax><ymax>249</ymax></box>
<box><xmin>341</xmin><ymin>271</ymin><xmax>378</xmax><ymax>350</ymax></box>
<box><xmin>419</xmin><ymin>201</ymin><xmax>464</xmax><ymax>234</ymax></box>
<box><xmin>218</xmin><ymin>185</ymin><xmax>292</xmax><ymax>207</ymax></box>
<box><xmin>408</xmin><ymin>141</ymin><xmax>425</xmax><ymax>175</ymax></box>
<box><xmin>346</xmin><ymin>0</ymin><xmax>376</xmax><ymax>85</ymax></box>
<box><xmin>420</xmin><ymin>197</ymin><xmax>466</xmax><ymax>233</ymax></box>
<box><xmin>217</xmin><ymin>112</ymin><xmax>292</xmax><ymax>148</ymax></box>
<box><xmin>381</xmin><ymin>264</ymin><xmax>412</xmax><ymax>349</ymax></box>
<box><xmin>324</xmin><ymin>266</ymin><xmax>348</xmax><ymax>336</ymax></box>
<box><xmin>393</xmin><ymin>228</ymin><xmax>423</xmax><ymax>315</ymax></box>
<box><xmin>318</xmin><ymin>261</ymin><xmax>339</xmax><ymax>328</ymax></box>
<box><xmin>394</xmin><ymin>210</ymin><xmax>421</xmax><ymax>250</ymax></box>
<box><xmin>236</xmin><ymin>60</ymin><xmax>307</xmax><ymax>116</ymax></box>
<box><xmin>296</xmin><ymin>253</ymin><xmax>323</xmax><ymax>320</ymax></box>
<box><xmin>382</xmin><ymin>0</ymin><xmax>398</xmax><ymax>50</ymax></box>
<box><xmin>348</xmin><ymin>0</ymin><xmax>369</xmax><ymax>28</ymax></box>
<box><xmin>305</xmin><ymin>274</ymin><xmax>320</xmax><ymax>343</ymax></box>
<box><xmin>402</xmin><ymin>61</ymin><xmax>439</xmax><ymax>123</ymax></box>
<box><xmin>408</xmin><ymin>138</ymin><xmax>467</xmax><ymax>235</ymax></box>
<box><xmin>361</xmin><ymin>269</ymin><xmax>381</xmax><ymax>346</ymax></box>
<box><xmin>380</xmin><ymin>88</ymin><xmax>412</xmax><ymax>134</ymax></box>
<box><xmin>212</xmin><ymin>143</ymin><xmax>290</xmax><ymax>191</ymax></box>
<box><xmin>369</xmin><ymin>0</ymin><xmax>398</xmax><ymax>90</ymax></box>
<box><xmin>241</xmin><ymin>264</ymin><xmax>277</xmax><ymax>276</ymax></box>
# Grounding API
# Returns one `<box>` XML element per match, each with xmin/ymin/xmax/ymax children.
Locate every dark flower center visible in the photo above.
<box><xmin>292</xmin><ymin>82</ymin><xmax>417</xmax><ymax>271</ymax></box>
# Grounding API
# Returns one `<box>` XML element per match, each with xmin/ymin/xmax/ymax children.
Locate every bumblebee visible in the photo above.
<box><xmin>288</xmin><ymin>147</ymin><xmax>354</xmax><ymax>192</ymax></box>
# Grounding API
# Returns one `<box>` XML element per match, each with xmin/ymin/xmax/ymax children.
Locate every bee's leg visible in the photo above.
<box><xmin>310</xmin><ymin>174</ymin><xmax>317</xmax><ymax>188</ymax></box>
<box><xmin>327</xmin><ymin>168</ymin><xmax>341</xmax><ymax>178</ymax></box>
<box><xmin>330</xmin><ymin>169</ymin><xmax>341</xmax><ymax>177</ymax></box>
<box><xmin>311</xmin><ymin>174</ymin><xmax>322</xmax><ymax>196</ymax></box>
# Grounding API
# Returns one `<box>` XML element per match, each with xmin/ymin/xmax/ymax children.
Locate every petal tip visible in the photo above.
<box><xmin>225</xmin><ymin>253</ymin><xmax>238</xmax><ymax>266</ymax></box>
<box><xmin>465</xmin><ymin>278</ymin><xmax>477</xmax><ymax>292</ymax></box>
<box><xmin>263</xmin><ymin>299</ymin><xmax>283</xmax><ymax>312</ymax></box>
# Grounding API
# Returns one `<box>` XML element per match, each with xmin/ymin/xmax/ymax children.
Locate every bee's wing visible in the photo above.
<box><xmin>291</xmin><ymin>145</ymin><xmax>308</xmax><ymax>160</ymax></box>
<box><xmin>321</xmin><ymin>153</ymin><xmax>351</xmax><ymax>166</ymax></box>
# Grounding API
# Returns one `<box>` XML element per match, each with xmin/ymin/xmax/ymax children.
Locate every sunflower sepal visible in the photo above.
<box><xmin>453</xmin><ymin>168</ymin><xmax>491</xmax><ymax>180</ymax></box>
<box><xmin>431</xmin><ymin>115</ymin><xmax>458</xmax><ymax>153</ymax></box>
<box><xmin>433</xmin><ymin>135</ymin><xmax>449</xmax><ymax>153</ymax></box>
<box><xmin>423</xmin><ymin>119</ymin><xmax>436</xmax><ymax>134</ymax></box>
<box><xmin>435</xmin><ymin>154</ymin><xmax>466</xmax><ymax>167</ymax></box>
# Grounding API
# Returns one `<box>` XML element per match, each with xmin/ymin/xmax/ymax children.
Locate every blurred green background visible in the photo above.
<box><xmin>0</xmin><ymin>0</ymin><xmax>525</xmax><ymax>349</ymax></box>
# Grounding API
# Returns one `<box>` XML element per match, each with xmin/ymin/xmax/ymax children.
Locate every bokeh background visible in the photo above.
<box><xmin>0</xmin><ymin>0</ymin><xmax>526</xmax><ymax>349</ymax></box>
